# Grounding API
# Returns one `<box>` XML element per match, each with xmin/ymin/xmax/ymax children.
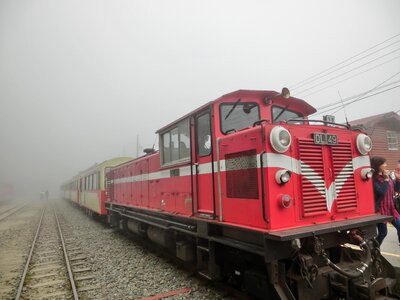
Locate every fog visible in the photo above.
<box><xmin>0</xmin><ymin>0</ymin><xmax>399</xmax><ymax>199</ymax></box>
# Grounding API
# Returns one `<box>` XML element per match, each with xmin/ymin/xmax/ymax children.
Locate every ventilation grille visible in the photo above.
<box><xmin>298</xmin><ymin>139</ymin><xmax>327</xmax><ymax>217</ymax></box>
<box><xmin>225</xmin><ymin>149</ymin><xmax>259</xmax><ymax>199</ymax></box>
<box><xmin>332</xmin><ymin>142</ymin><xmax>357</xmax><ymax>212</ymax></box>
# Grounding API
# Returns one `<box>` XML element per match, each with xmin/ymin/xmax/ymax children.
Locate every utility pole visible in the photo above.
<box><xmin>136</xmin><ymin>135</ymin><xmax>139</xmax><ymax>158</ymax></box>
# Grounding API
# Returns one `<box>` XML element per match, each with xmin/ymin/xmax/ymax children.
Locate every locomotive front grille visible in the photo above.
<box><xmin>298</xmin><ymin>138</ymin><xmax>357</xmax><ymax>217</ymax></box>
<box><xmin>332</xmin><ymin>142</ymin><xmax>357</xmax><ymax>212</ymax></box>
<box><xmin>298</xmin><ymin>139</ymin><xmax>327</xmax><ymax>217</ymax></box>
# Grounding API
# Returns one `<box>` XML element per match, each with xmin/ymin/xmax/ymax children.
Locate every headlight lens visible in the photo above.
<box><xmin>361</xmin><ymin>167</ymin><xmax>374</xmax><ymax>180</ymax></box>
<box><xmin>275</xmin><ymin>169</ymin><xmax>292</xmax><ymax>184</ymax></box>
<box><xmin>270</xmin><ymin>126</ymin><xmax>292</xmax><ymax>153</ymax></box>
<box><xmin>356</xmin><ymin>134</ymin><xmax>372</xmax><ymax>155</ymax></box>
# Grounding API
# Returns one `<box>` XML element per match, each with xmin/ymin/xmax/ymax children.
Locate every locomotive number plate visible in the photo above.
<box><xmin>313</xmin><ymin>133</ymin><xmax>338</xmax><ymax>145</ymax></box>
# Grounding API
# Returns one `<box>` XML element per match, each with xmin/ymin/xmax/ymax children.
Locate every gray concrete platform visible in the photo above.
<box><xmin>381</xmin><ymin>223</ymin><xmax>400</xmax><ymax>268</ymax></box>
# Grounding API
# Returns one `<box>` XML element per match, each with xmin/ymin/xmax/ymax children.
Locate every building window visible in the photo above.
<box><xmin>387</xmin><ymin>131</ymin><xmax>398</xmax><ymax>150</ymax></box>
<box><xmin>160</xmin><ymin>118</ymin><xmax>190</xmax><ymax>166</ymax></box>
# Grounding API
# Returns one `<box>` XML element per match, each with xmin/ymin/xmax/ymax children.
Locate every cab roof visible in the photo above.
<box><xmin>156</xmin><ymin>89</ymin><xmax>316</xmax><ymax>133</ymax></box>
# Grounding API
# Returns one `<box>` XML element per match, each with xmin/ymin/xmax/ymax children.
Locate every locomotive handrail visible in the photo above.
<box><xmin>285</xmin><ymin>119</ymin><xmax>350</xmax><ymax>129</ymax></box>
<box><xmin>224</xmin><ymin>128</ymin><xmax>237</xmax><ymax>134</ymax></box>
<box><xmin>253</xmin><ymin>119</ymin><xmax>270</xmax><ymax>127</ymax></box>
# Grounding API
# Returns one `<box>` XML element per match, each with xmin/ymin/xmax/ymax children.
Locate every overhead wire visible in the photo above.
<box><xmin>315</xmin><ymin>79</ymin><xmax>400</xmax><ymax>111</ymax></box>
<box><xmin>312</xmin><ymin>71</ymin><xmax>400</xmax><ymax>116</ymax></box>
<box><xmin>289</xmin><ymin>33</ymin><xmax>400</xmax><ymax>89</ymax></box>
<box><xmin>292</xmin><ymin>39</ymin><xmax>400</xmax><ymax>92</ymax></box>
<box><xmin>328</xmin><ymin>84</ymin><xmax>400</xmax><ymax>116</ymax></box>
<box><xmin>313</xmin><ymin>84</ymin><xmax>400</xmax><ymax>117</ymax></box>
<box><xmin>301</xmin><ymin>55</ymin><xmax>400</xmax><ymax>98</ymax></box>
<box><xmin>295</xmin><ymin>47</ymin><xmax>400</xmax><ymax>95</ymax></box>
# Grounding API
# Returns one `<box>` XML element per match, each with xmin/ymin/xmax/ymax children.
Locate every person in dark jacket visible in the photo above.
<box><xmin>371</xmin><ymin>156</ymin><xmax>400</xmax><ymax>247</ymax></box>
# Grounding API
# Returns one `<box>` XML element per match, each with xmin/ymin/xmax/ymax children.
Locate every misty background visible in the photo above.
<box><xmin>0</xmin><ymin>0</ymin><xmax>399</xmax><ymax>199</ymax></box>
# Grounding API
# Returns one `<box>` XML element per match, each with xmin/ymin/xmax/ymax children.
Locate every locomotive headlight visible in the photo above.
<box><xmin>270</xmin><ymin>126</ymin><xmax>292</xmax><ymax>153</ymax></box>
<box><xmin>361</xmin><ymin>167</ymin><xmax>374</xmax><ymax>180</ymax></box>
<box><xmin>275</xmin><ymin>169</ymin><xmax>292</xmax><ymax>184</ymax></box>
<box><xmin>356</xmin><ymin>134</ymin><xmax>372</xmax><ymax>155</ymax></box>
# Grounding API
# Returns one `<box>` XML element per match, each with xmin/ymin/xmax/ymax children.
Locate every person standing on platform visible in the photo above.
<box><xmin>370</xmin><ymin>156</ymin><xmax>400</xmax><ymax>247</ymax></box>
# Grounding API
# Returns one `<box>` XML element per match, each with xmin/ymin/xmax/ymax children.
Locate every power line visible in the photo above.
<box><xmin>329</xmin><ymin>84</ymin><xmax>400</xmax><ymax>116</ymax></box>
<box><xmin>315</xmin><ymin>80</ymin><xmax>400</xmax><ymax>110</ymax></box>
<box><xmin>289</xmin><ymin>33</ymin><xmax>400</xmax><ymax>89</ymax></box>
<box><xmin>292</xmin><ymin>39</ymin><xmax>400</xmax><ymax>91</ymax></box>
<box><xmin>312</xmin><ymin>71</ymin><xmax>400</xmax><ymax>116</ymax></box>
<box><xmin>313</xmin><ymin>84</ymin><xmax>400</xmax><ymax>117</ymax></box>
<box><xmin>301</xmin><ymin>55</ymin><xmax>400</xmax><ymax>98</ymax></box>
<box><xmin>295</xmin><ymin>47</ymin><xmax>400</xmax><ymax>95</ymax></box>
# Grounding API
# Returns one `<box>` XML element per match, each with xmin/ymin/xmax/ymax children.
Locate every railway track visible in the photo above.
<box><xmin>0</xmin><ymin>204</ymin><xmax>25</xmax><ymax>222</ymax></box>
<box><xmin>15</xmin><ymin>206</ymin><xmax>98</xmax><ymax>300</ymax></box>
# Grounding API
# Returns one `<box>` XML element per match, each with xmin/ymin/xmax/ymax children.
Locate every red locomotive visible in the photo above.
<box><xmin>64</xmin><ymin>89</ymin><xmax>399</xmax><ymax>299</ymax></box>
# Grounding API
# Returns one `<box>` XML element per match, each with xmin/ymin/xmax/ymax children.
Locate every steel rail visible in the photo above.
<box><xmin>54</xmin><ymin>207</ymin><xmax>79</xmax><ymax>300</ymax></box>
<box><xmin>0</xmin><ymin>205</ymin><xmax>25</xmax><ymax>222</ymax></box>
<box><xmin>0</xmin><ymin>205</ymin><xmax>18</xmax><ymax>216</ymax></box>
<box><xmin>15</xmin><ymin>207</ymin><xmax>46</xmax><ymax>300</ymax></box>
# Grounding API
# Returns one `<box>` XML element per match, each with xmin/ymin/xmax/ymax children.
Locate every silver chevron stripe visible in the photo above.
<box><xmin>112</xmin><ymin>153</ymin><xmax>369</xmax><ymax>194</ymax></box>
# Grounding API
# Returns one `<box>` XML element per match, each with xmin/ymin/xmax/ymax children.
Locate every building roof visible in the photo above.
<box><xmin>349</xmin><ymin>111</ymin><xmax>400</xmax><ymax>128</ymax></box>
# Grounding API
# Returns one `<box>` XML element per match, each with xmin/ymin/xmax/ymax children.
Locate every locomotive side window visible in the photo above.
<box><xmin>171</xmin><ymin>127</ymin><xmax>179</xmax><ymax>162</ymax></box>
<box><xmin>196</xmin><ymin>112</ymin><xmax>212</xmax><ymax>156</ymax></box>
<box><xmin>272</xmin><ymin>106</ymin><xmax>303</xmax><ymax>123</ymax></box>
<box><xmin>162</xmin><ymin>132</ymin><xmax>171</xmax><ymax>164</ymax></box>
<box><xmin>220</xmin><ymin>102</ymin><xmax>260</xmax><ymax>134</ymax></box>
<box><xmin>160</xmin><ymin>118</ymin><xmax>190</xmax><ymax>166</ymax></box>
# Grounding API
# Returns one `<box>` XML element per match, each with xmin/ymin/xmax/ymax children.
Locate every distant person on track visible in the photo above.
<box><xmin>371</xmin><ymin>156</ymin><xmax>400</xmax><ymax>247</ymax></box>
<box><xmin>40</xmin><ymin>190</ymin><xmax>49</xmax><ymax>201</ymax></box>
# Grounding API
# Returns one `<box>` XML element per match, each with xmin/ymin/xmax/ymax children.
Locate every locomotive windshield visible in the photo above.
<box><xmin>220</xmin><ymin>102</ymin><xmax>260</xmax><ymax>134</ymax></box>
<box><xmin>272</xmin><ymin>105</ymin><xmax>303</xmax><ymax>123</ymax></box>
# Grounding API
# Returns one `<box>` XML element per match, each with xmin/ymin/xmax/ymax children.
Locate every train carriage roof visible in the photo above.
<box><xmin>78</xmin><ymin>157</ymin><xmax>133</xmax><ymax>176</ymax></box>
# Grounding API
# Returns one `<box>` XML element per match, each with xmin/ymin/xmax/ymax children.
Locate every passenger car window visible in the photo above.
<box><xmin>220</xmin><ymin>102</ymin><xmax>260</xmax><ymax>134</ymax></box>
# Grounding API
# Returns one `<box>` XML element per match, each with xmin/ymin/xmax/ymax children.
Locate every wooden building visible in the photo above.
<box><xmin>349</xmin><ymin>111</ymin><xmax>400</xmax><ymax>170</ymax></box>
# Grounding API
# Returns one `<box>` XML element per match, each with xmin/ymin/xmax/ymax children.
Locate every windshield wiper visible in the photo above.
<box><xmin>273</xmin><ymin>104</ymin><xmax>290</xmax><ymax>123</ymax></box>
<box><xmin>224</xmin><ymin>98</ymin><xmax>241</xmax><ymax>120</ymax></box>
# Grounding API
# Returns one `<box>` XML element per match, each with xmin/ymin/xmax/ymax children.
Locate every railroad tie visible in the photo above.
<box><xmin>70</xmin><ymin>255</ymin><xmax>87</xmax><ymax>261</ymax></box>
<box><xmin>73</xmin><ymin>267</ymin><xmax>91</xmax><ymax>273</ymax></box>
<box><xmin>75</xmin><ymin>275</ymin><xmax>96</xmax><ymax>281</ymax></box>
<box><xmin>71</xmin><ymin>261</ymin><xmax>86</xmax><ymax>267</ymax></box>
<box><xmin>30</xmin><ymin>272</ymin><xmax>58</xmax><ymax>280</ymax></box>
<box><xmin>32</xmin><ymin>265</ymin><xmax>62</xmax><ymax>273</ymax></box>
<box><xmin>77</xmin><ymin>285</ymin><xmax>99</xmax><ymax>292</ymax></box>
<box><xmin>29</xmin><ymin>279</ymin><xmax>65</xmax><ymax>289</ymax></box>
<box><xmin>39</xmin><ymin>291</ymin><xmax>68</xmax><ymax>299</ymax></box>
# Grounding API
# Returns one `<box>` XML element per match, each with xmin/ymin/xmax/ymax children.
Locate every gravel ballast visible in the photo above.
<box><xmin>55</xmin><ymin>199</ymin><xmax>236</xmax><ymax>299</ymax></box>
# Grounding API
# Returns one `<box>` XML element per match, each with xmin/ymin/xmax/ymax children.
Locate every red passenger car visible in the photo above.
<box><xmin>103</xmin><ymin>89</ymin><xmax>397</xmax><ymax>299</ymax></box>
